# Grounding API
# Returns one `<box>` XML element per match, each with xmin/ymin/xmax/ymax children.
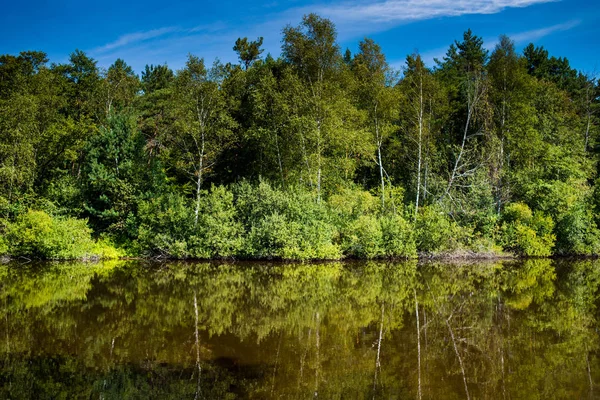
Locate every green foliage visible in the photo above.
<box><xmin>328</xmin><ymin>186</ymin><xmax>379</xmax><ymax>224</ymax></box>
<box><xmin>343</xmin><ymin>213</ymin><xmax>417</xmax><ymax>259</ymax></box>
<box><xmin>380</xmin><ymin>214</ymin><xmax>417</xmax><ymax>258</ymax></box>
<box><xmin>344</xmin><ymin>215</ymin><xmax>383</xmax><ymax>258</ymax></box>
<box><xmin>237</xmin><ymin>181</ymin><xmax>341</xmax><ymax>260</ymax></box>
<box><xmin>3</xmin><ymin>210</ymin><xmax>117</xmax><ymax>259</ymax></box>
<box><xmin>527</xmin><ymin>180</ymin><xmax>600</xmax><ymax>255</ymax></box>
<box><xmin>415</xmin><ymin>206</ymin><xmax>459</xmax><ymax>253</ymax></box>
<box><xmin>233</xmin><ymin>37</ymin><xmax>264</xmax><ymax>70</ymax></box>
<box><xmin>1</xmin><ymin>16</ymin><xmax>599</xmax><ymax>259</ymax></box>
<box><xmin>43</xmin><ymin>174</ymin><xmax>84</xmax><ymax>216</ymax></box>
<box><xmin>500</xmin><ymin>203</ymin><xmax>555</xmax><ymax>256</ymax></box>
<box><xmin>82</xmin><ymin>112</ymin><xmax>145</xmax><ymax>235</ymax></box>
<box><xmin>137</xmin><ymin>193</ymin><xmax>193</xmax><ymax>258</ymax></box>
<box><xmin>191</xmin><ymin>185</ymin><xmax>244</xmax><ymax>258</ymax></box>
<box><xmin>0</xmin><ymin>232</ymin><xmax>7</xmax><ymax>255</ymax></box>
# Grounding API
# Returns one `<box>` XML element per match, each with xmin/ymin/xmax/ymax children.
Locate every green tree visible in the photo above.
<box><xmin>101</xmin><ymin>58</ymin><xmax>139</xmax><ymax>116</ymax></box>
<box><xmin>233</xmin><ymin>37</ymin><xmax>264</xmax><ymax>70</ymax></box>
<box><xmin>397</xmin><ymin>54</ymin><xmax>443</xmax><ymax>218</ymax></box>
<box><xmin>172</xmin><ymin>56</ymin><xmax>236</xmax><ymax>225</ymax></box>
<box><xmin>81</xmin><ymin>112</ymin><xmax>146</xmax><ymax>236</ymax></box>
<box><xmin>282</xmin><ymin>13</ymin><xmax>347</xmax><ymax>200</ymax></box>
<box><xmin>352</xmin><ymin>38</ymin><xmax>398</xmax><ymax>208</ymax></box>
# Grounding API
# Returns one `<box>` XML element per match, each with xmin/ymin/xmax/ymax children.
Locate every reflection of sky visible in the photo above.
<box><xmin>1</xmin><ymin>0</ymin><xmax>598</xmax><ymax>75</ymax></box>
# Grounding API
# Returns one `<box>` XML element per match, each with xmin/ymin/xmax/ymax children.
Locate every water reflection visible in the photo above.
<box><xmin>0</xmin><ymin>259</ymin><xmax>599</xmax><ymax>398</ymax></box>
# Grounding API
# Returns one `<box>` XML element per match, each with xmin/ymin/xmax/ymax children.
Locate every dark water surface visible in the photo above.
<box><xmin>1</xmin><ymin>259</ymin><xmax>599</xmax><ymax>399</ymax></box>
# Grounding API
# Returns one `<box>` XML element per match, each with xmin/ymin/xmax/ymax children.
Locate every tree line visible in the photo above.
<box><xmin>0</xmin><ymin>13</ymin><xmax>598</xmax><ymax>259</ymax></box>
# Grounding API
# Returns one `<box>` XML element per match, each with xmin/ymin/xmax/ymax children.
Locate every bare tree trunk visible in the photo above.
<box><xmin>441</xmin><ymin>77</ymin><xmax>482</xmax><ymax>202</ymax></box>
<box><xmin>415</xmin><ymin>290</ymin><xmax>422</xmax><ymax>400</ymax></box>
<box><xmin>373</xmin><ymin>303</ymin><xmax>385</xmax><ymax>399</ymax></box>
<box><xmin>316</xmin><ymin>119</ymin><xmax>322</xmax><ymax>204</ymax></box>
<box><xmin>298</xmin><ymin>129</ymin><xmax>314</xmax><ymax>189</ymax></box>
<box><xmin>314</xmin><ymin>312</ymin><xmax>321</xmax><ymax>398</ymax></box>
<box><xmin>378</xmin><ymin>142</ymin><xmax>385</xmax><ymax>209</ymax></box>
<box><xmin>194</xmin><ymin>291</ymin><xmax>202</xmax><ymax>400</ymax></box>
<box><xmin>373</xmin><ymin>103</ymin><xmax>385</xmax><ymax>209</ymax></box>
<box><xmin>415</xmin><ymin>73</ymin><xmax>424</xmax><ymax>221</ymax></box>
<box><xmin>194</xmin><ymin>161</ymin><xmax>203</xmax><ymax>227</ymax></box>
<box><xmin>446</xmin><ymin>317</ymin><xmax>470</xmax><ymax>400</ymax></box>
<box><xmin>584</xmin><ymin>78</ymin><xmax>594</xmax><ymax>153</ymax></box>
<box><xmin>194</xmin><ymin>102</ymin><xmax>207</xmax><ymax>227</ymax></box>
<box><xmin>443</xmin><ymin>107</ymin><xmax>473</xmax><ymax>200</ymax></box>
<box><xmin>271</xmin><ymin>332</ymin><xmax>283</xmax><ymax>396</ymax></box>
<box><xmin>497</xmin><ymin>71</ymin><xmax>507</xmax><ymax>214</ymax></box>
<box><xmin>424</xmin><ymin>99</ymin><xmax>433</xmax><ymax>203</ymax></box>
<box><xmin>274</xmin><ymin>129</ymin><xmax>285</xmax><ymax>188</ymax></box>
<box><xmin>497</xmin><ymin>137</ymin><xmax>504</xmax><ymax>214</ymax></box>
<box><xmin>585</xmin><ymin>112</ymin><xmax>591</xmax><ymax>153</ymax></box>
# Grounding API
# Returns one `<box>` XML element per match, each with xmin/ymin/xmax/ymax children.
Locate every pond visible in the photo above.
<box><xmin>0</xmin><ymin>259</ymin><xmax>598</xmax><ymax>399</ymax></box>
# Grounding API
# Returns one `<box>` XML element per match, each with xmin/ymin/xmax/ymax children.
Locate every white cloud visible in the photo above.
<box><xmin>189</xmin><ymin>21</ymin><xmax>230</xmax><ymax>33</ymax></box>
<box><xmin>305</xmin><ymin>0</ymin><xmax>558</xmax><ymax>38</ymax></box>
<box><xmin>318</xmin><ymin>0</ymin><xmax>555</xmax><ymax>23</ymax></box>
<box><xmin>509</xmin><ymin>19</ymin><xmax>580</xmax><ymax>43</ymax></box>
<box><xmin>93</xmin><ymin>27</ymin><xmax>178</xmax><ymax>53</ymax></box>
<box><xmin>484</xmin><ymin>19</ymin><xmax>580</xmax><ymax>50</ymax></box>
<box><xmin>89</xmin><ymin>0</ymin><xmax>562</xmax><ymax>72</ymax></box>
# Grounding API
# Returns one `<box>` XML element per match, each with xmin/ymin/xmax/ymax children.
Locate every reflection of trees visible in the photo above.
<box><xmin>400</xmin><ymin>259</ymin><xmax>600</xmax><ymax>399</ymax></box>
<box><xmin>0</xmin><ymin>259</ymin><xmax>599</xmax><ymax>398</ymax></box>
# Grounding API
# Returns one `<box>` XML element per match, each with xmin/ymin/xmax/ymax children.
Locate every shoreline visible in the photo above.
<box><xmin>2</xmin><ymin>251</ymin><xmax>599</xmax><ymax>264</ymax></box>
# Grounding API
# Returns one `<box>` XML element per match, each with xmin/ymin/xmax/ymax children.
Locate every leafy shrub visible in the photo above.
<box><xmin>328</xmin><ymin>186</ymin><xmax>379</xmax><ymax>226</ymax></box>
<box><xmin>502</xmin><ymin>202</ymin><xmax>533</xmax><ymax>223</ymax></box>
<box><xmin>92</xmin><ymin>238</ymin><xmax>125</xmax><ymax>259</ymax></box>
<box><xmin>4</xmin><ymin>210</ymin><xmax>100</xmax><ymax>259</ymax></box>
<box><xmin>523</xmin><ymin>179</ymin><xmax>599</xmax><ymax>255</ymax></box>
<box><xmin>235</xmin><ymin>181</ymin><xmax>341</xmax><ymax>260</ymax></box>
<box><xmin>553</xmin><ymin>201</ymin><xmax>600</xmax><ymax>255</ymax></box>
<box><xmin>499</xmin><ymin>203</ymin><xmax>555</xmax><ymax>256</ymax></box>
<box><xmin>344</xmin><ymin>215</ymin><xmax>383</xmax><ymax>258</ymax></box>
<box><xmin>415</xmin><ymin>206</ymin><xmax>457</xmax><ymax>253</ymax></box>
<box><xmin>191</xmin><ymin>186</ymin><xmax>244</xmax><ymax>258</ymax></box>
<box><xmin>0</xmin><ymin>233</ymin><xmax>7</xmax><ymax>256</ymax></box>
<box><xmin>380</xmin><ymin>214</ymin><xmax>417</xmax><ymax>258</ymax></box>
<box><xmin>137</xmin><ymin>193</ymin><xmax>194</xmax><ymax>258</ymax></box>
<box><xmin>468</xmin><ymin>235</ymin><xmax>504</xmax><ymax>255</ymax></box>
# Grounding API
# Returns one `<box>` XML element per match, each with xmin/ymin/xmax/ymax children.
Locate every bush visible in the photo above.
<box><xmin>344</xmin><ymin>215</ymin><xmax>383</xmax><ymax>258</ymax></box>
<box><xmin>235</xmin><ymin>181</ymin><xmax>341</xmax><ymax>260</ymax></box>
<box><xmin>4</xmin><ymin>210</ymin><xmax>102</xmax><ymax>259</ymax></box>
<box><xmin>415</xmin><ymin>206</ymin><xmax>457</xmax><ymax>253</ymax></box>
<box><xmin>523</xmin><ymin>179</ymin><xmax>599</xmax><ymax>255</ymax></box>
<box><xmin>137</xmin><ymin>183</ymin><xmax>342</xmax><ymax>260</ymax></box>
<box><xmin>328</xmin><ymin>186</ymin><xmax>379</xmax><ymax>226</ymax></box>
<box><xmin>380</xmin><ymin>214</ymin><xmax>417</xmax><ymax>258</ymax></box>
<box><xmin>0</xmin><ymin>233</ymin><xmax>7</xmax><ymax>256</ymax></box>
<box><xmin>499</xmin><ymin>203</ymin><xmax>555</xmax><ymax>257</ymax></box>
<box><xmin>191</xmin><ymin>186</ymin><xmax>244</xmax><ymax>258</ymax></box>
<box><xmin>137</xmin><ymin>193</ymin><xmax>194</xmax><ymax>258</ymax></box>
<box><xmin>553</xmin><ymin>202</ymin><xmax>600</xmax><ymax>255</ymax></box>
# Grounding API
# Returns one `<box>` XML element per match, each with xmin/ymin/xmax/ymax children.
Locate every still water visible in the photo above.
<box><xmin>0</xmin><ymin>259</ymin><xmax>599</xmax><ymax>399</ymax></box>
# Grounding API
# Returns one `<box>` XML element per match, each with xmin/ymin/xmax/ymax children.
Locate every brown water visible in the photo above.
<box><xmin>0</xmin><ymin>259</ymin><xmax>599</xmax><ymax>399</ymax></box>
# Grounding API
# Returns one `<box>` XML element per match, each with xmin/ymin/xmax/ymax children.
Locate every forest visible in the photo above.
<box><xmin>0</xmin><ymin>13</ymin><xmax>599</xmax><ymax>260</ymax></box>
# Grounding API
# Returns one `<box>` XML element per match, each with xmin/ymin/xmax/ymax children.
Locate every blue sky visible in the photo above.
<box><xmin>1</xmin><ymin>0</ymin><xmax>598</xmax><ymax>75</ymax></box>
